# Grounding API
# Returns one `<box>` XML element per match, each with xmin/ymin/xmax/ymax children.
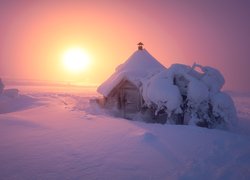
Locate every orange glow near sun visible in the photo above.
<box><xmin>62</xmin><ymin>47</ymin><xmax>90</xmax><ymax>73</ymax></box>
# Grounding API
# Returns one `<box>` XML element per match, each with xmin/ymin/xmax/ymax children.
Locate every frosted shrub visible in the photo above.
<box><xmin>142</xmin><ymin>64</ymin><xmax>237</xmax><ymax>129</ymax></box>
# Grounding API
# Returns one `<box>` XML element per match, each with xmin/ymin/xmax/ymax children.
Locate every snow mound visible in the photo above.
<box><xmin>187</xmin><ymin>78</ymin><xmax>209</xmax><ymax>107</ymax></box>
<box><xmin>0</xmin><ymin>93</ymin><xmax>40</xmax><ymax>114</ymax></box>
<box><xmin>3</xmin><ymin>88</ymin><xmax>19</xmax><ymax>98</ymax></box>
<box><xmin>200</xmin><ymin>66</ymin><xmax>225</xmax><ymax>94</ymax></box>
<box><xmin>211</xmin><ymin>92</ymin><xmax>238</xmax><ymax>129</ymax></box>
<box><xmin>141</xmin><ymin>132</ymin><xmax>157</xmax><ymax>142</ymax></box>
<box><xmin>143</xmin><ymin>72</ymin><xmax>182</xmax><ymax>115</ymax></box>
<box><xmin>141</xmin><ymin>63</ymin><xmax>237</xmax><ymax>129</ymax></box>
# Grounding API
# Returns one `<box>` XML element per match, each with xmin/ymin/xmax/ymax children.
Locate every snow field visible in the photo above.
<box><xmin>0</xmin><ymin>86</ymin><xmax>250</xmax><ymax>180</ymax></box>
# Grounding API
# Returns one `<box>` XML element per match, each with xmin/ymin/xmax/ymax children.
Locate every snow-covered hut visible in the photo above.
<box><xmin>97</xmin><ymin>43</ymin><xmax>237</xmax><ymax>129</ymax></box>
<box><xmin>97</xmin><ymin>43</ymin><xmax>165</xmax><ymax>119</ymax></box>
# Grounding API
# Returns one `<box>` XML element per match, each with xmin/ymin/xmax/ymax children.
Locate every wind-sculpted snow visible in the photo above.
<box><xmin>0</xmin><ymin>87</ymin><xmax>249</xmax><ymax>179</ymax></box>
<box><xmin>0</xmin><ymin>94</ymin><xmax>41</xmax><ymax>114</ymax></box>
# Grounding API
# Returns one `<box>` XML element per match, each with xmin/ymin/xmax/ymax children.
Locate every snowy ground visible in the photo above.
<box><xmin>0</xmin><ymin>86</ymin><xmax>250</xmax><ymax>180</ymax></box>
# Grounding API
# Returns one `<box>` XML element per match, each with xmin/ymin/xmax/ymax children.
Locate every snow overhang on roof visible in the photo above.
<box><xmin>97</xmin><ymin>49</ymin><xmax>166</xmax><ymax>97</ymax></box>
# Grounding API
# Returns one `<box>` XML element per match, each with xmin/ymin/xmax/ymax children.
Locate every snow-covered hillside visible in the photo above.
<box><xmin>0</xmin><ymin>86</ymin><xmax>250</xmax><ymax>180</ymax></box>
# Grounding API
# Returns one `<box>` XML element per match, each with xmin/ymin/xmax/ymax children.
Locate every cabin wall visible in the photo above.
<box><xmin>102</xmin><ymin>80</ymin><xmax>171</xmax><ymax>123</ymax></box>
<box><xmin>120</xmin><ymin>81</ymin><xmax>142</xmax><ymax>119</ymax></box>
<box><xmin>105</xmin><ymin>80</ymin><xmax>142</xmax><ymax>119</ymax></box>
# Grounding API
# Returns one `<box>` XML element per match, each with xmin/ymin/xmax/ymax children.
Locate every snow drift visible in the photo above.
<box><xmin>0</xmin><ymin>86</ymin><xmax>249</xmax><ymax>180</ymax></box>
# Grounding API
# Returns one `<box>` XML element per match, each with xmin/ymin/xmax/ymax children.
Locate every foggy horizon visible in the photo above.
<box><xmin>1</xmin><ymin>0</ymin><xmax>250</xmax><ymax>92</ymax></box>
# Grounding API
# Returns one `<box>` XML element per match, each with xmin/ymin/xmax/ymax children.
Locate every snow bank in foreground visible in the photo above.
<box><xmin>0</xmin><ymin>88</ymin><xmax>249</xmax><ymax>180</ymax></box>
<box><xmin>0</xmin><ymin>93</ymin><xmax>39</xmax><ymax>114</ymax></box>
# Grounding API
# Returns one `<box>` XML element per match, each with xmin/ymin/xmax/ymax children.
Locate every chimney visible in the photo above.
<box><xmin>137</xmin><ymin>42</ymin><xmax>144</xmax><ymax>50</ymax></box>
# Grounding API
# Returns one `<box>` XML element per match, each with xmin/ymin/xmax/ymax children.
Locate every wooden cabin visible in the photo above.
<box><xmin>102</xmin><ymin>79</ymin><xmax>142</xmax><ymax>119</ymax></box>
<box><xmin>97</xmin><ymin>43</ymin><xmax>165</xmax><ymax>120</ymax></box>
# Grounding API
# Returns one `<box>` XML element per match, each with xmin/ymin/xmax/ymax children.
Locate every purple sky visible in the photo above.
<box><xmin>0</xmin><ymin>0</ymin><xmax>250</xmax><ymax>92</ymax></box>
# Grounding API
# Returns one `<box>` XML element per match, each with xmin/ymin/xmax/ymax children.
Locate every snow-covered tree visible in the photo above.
<box><xmin>141</xmin><ymin>63</ymin><xmax>237</xmax><ymax>129</ymax></box>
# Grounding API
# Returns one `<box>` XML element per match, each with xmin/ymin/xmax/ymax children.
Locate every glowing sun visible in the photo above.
<box><xmin>62</xmin><ymin>48</ymin><xmax>90</xmax><ymax>73</ymax></box>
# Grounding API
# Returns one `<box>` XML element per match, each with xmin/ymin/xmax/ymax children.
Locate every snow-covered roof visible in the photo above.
<box><xmin>97</xmin><ymin>49</ymin><xmax>166</xmax><ymax>97</ymax></box>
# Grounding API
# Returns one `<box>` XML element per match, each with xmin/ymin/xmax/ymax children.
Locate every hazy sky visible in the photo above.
<box><xmin>0</xmin><ymin>0</ymin><xmax>250</xmax><ymax>92</ymax></box>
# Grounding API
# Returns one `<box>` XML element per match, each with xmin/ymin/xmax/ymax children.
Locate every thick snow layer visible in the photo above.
<box><xmin>116</xmin><ymin>49</ymin><xmax>165</xmax><ymax>73</ymax></box>
<box><xmin>211</xmin><ymin>92</ymin><xmax>238</xmax><ymax>128</ymax></box>
<box><xmin>98</xmin><ymin>49</ymin><xmax>165</xmax><ymax>96</ymax></box>
<box><xmin>0</xmin><ymin>86</ymin><xmax>250</xmax><ymax>179</ymax></box>
<box><xmin>97</xmin><ymin>48</ymin><xmax>231</xmax><ymax>127</ymax></box>
<box><xmin>143</xmin><ymin>64</ymin><xmax>205</xmax><ymax>107</ymax></box>
<box><xmin>139</xmin><ymin>63</ymin><xmax>235</xmax><ymax>128</ymax></box>
<box><xmin>97</xmin><ymin>70</ymin><xmax>143</xmax><ymax>98</ymax></box>
<box><xmin>0</xmin><ymin>94</ymin><xmax>39</xmax><ymax>114</ymax></box>
<box><xmin>143</xmin><ymin>72</ymin><xmax>182</xmax><ymax>114</ymax></box>
<box><xmin>187</xmin><ymin>78</ymin><xmax>209</xmax><ymax>107</ymax></box>
<box><xmin>200</xmin><ymin>66</ymin><xmax>225</xmax><ymax>94</ymax></box>
<box><xmin>163</xmin><ymin>63</ymin><xmax>224</xmax><ymax>96</ymax></box>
